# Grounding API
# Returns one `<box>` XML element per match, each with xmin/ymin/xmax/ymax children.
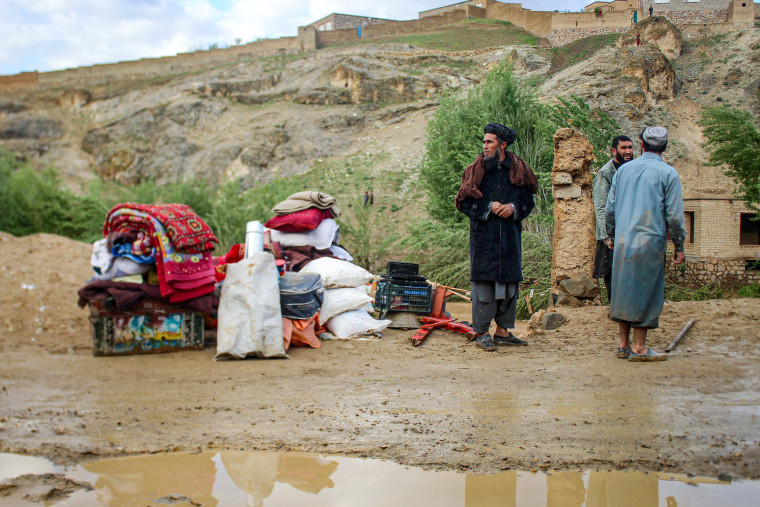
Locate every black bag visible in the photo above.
<box><xmin>279</xmin><ymin>272</ymin><xmax>324</xmax><ymax>320</ymax></box>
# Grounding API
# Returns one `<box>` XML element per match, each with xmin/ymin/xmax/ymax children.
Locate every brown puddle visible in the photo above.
<box><xmin>2</xmin><ymin>451</ymin><xmax>759</xmax><ymax>506</ymax></box>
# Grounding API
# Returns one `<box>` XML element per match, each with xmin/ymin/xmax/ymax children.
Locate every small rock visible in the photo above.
<box><xmin>543</xmin><ymin>312</ymin><xmax>566</xmax><ymax>330</ymax></box>
<box><xmin>556</xmin><ymin>293</ymin><xmax>583</xmax><ymax>307</ymax></box>
<box><xmin>559</xmin><ymin>273</ymin><xmax>600</xmax><ymax>298</ymax></box>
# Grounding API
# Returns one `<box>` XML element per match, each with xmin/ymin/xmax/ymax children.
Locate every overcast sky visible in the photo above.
<box><xmin>0</xmin><ymin>0</ymin><xmax>607</xmax><ymax>75</ymax></box>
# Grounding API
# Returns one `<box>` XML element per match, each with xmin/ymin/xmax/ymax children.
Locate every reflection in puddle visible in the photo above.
<box><xmin>0</xmin><ymin>452</ymin><xmax>62</xmax><ymax>481</ymax></box>
<box><xmin>1</xmin><ymin>451</ymin><xmax>759</xmax><ymax>506</ymax></box>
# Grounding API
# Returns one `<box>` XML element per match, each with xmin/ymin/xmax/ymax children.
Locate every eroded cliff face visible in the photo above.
<box><xmin>0</xmin><ymin>45</ymin><xmax>491</xmax><ymax>188</ymax></box>
<box><xmin>0</xmin><ymin>21</ymin><xmax>756</xmax><ymax>197</ymax></box>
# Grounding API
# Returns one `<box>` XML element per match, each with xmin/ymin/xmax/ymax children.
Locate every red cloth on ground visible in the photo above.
<box><xmin>282</xmin><ymin>313</ymin><xmax>322</xmax><ymax>350</ymax></box>
<box><xmin>265</xmin><ymin>208</ymin><xmax>333</xmax><ymax>233</ymax></box>
<box><xmin>105</xmin><ymin>203</ymin><xmax>218</xmax><ymax>253</ymax></box>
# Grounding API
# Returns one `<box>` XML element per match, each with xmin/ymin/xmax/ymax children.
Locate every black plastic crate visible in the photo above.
<box><xmin>374</xmin><ymin>280</ymin><xmax>432</xmax><ymax>313</ymax></box>
<box><xmin>386</xmin><ymin>262</ymin><xmax>419</xmax><ymax>276</ymax></box>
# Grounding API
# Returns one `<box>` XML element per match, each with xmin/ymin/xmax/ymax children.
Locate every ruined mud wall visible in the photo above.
<box><xmin>420</xmin><ymin>0</ymin><xmax>497</xmax><ymax>18</ymax></box>
<box><xmin>550</xmin><ymin>128</ymin><xmax>596</xmax><ymax>294</ymax></box>
<box><xmin>0</xmin><ymin>72</ymin><xmax>38</xmax><ymax>90</ymax></box>
<box><xmin>314</xmin><ymin>10</ymin><xmax>469</xmax><ymax>47</ymax></box>
<box><xmin>546</xmin><ymin>26</ymin><xmax>630</xmax><ymax>46</ymax></box>
<box><xmin>486</xmin><ymin>3</ymin><xmax>553</xmax><ymax>34</ymax></box>
<box><xmin>11</xmin><ymin>36</ymin><xmax>301</xmax><ymax>89</ymax></box>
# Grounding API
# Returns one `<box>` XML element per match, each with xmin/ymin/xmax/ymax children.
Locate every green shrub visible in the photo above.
<box><xmin>738</xmin><ymin>283</ymin><xmax>760</xmax><ymax>298</ymax></box>
<box><xmin>664</xmin><ymin>282</ymin><xmax>725</xmax><ymax>302</ymax></box>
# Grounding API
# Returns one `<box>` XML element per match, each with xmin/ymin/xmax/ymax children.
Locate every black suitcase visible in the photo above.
<box><xmin>279</xmin><ymin>272</ymin><xmax>324</xmax><ymax>320</ymax></box>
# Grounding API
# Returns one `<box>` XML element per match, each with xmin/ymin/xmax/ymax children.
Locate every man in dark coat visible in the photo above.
<box><xmin>455</xmin><ymin>123</ymin><xmax>538</xmax><ymax>351</ymax></box>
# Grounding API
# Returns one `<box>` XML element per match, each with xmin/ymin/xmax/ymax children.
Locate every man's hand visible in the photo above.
<box><xmin>604</xmin><ymin>238</ymin><xmax>614</xmax><ymax>250</ymax></box>
<box><xmin>491</xmin><ymin>201</ymin><xmax>514</xmax><ymax>218</ymax></box>
<box><xmin>673</xmin><ymin>251</ymin><xmax>685</xmax><ymax>264</ymax></box>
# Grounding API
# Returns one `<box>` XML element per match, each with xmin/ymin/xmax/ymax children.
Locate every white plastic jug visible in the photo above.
<box><xmin>244</xmin><ymin>220</ymin><xmax>264</xmax><ymax>259</ymax></box>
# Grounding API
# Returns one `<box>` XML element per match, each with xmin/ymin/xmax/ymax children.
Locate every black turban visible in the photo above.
<box><xmin>484</xmin><ymin>123</ymin><xmax>517</xmax><ymax>146</ymax></box>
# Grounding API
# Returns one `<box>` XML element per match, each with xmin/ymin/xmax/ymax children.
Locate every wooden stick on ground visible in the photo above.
<box><xmin>665</xmin><ymin>318</ymin><xmax>696</xmax><ymax>353</ymax></box>
<box><xmin>524</xmin><ymin>295</ymin><xmax>534</xmax><ymax>314</ymax></box>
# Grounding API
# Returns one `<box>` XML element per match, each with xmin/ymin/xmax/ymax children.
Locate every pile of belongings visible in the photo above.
<box><xmin>214</xmin><ymin>191</ymin><xmax>392</xmax><ymax>360</ymax></box>
<box><xmin>78</xmin><ymin>203</ymin><xmax>219</xmax><ymax>315</ymax></box>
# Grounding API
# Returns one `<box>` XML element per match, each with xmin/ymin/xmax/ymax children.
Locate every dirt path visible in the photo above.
<box><xmin>1</xmin><ymin>232</ymin><xmax>759</xmax><ymax>482</ymax></box>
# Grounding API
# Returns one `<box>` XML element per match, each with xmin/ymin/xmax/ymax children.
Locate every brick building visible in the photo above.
<box><xmin>641</xmin><ymin>0</ymin><xmax>754</xmax><ymax>25</ymax></box>
<box><xmin>419</xmin><ymin>0</ymin><xmax>497</xmax><ymax>18</ymax></box>
<box><xmin>585</xmin><ymin>1</ymin><xmax>641</xmax><ymax>13</ymax></box>
<box><xmin>306</xmin><ymin>13</ymin><xmax>394</xmax><ymax>32</ymax></box>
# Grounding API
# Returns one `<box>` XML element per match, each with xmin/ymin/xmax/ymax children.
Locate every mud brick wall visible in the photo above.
<box><xmin>546</xmin><ymin>26</ymin><xmax>630</xmax><ymax>46</ymax></box>
<box><xmin>551</xmin><ymin>128</ymin><xmax>597</xmax><ymax>293</ymax></box>
<box><xmin>486</xmin><ymin>3</ymin><xmax>553</xmax><ymax>34</ymax></box>
<box><xmin>310</xmin><ymin>14</ymin><xmax>392</xmax><ymax>31</ymax></box>
<box><xmin>0</xmin><ymin>72</ymin><xmax>38</xmax><ymax>90</ymax></box>
<box><xmin>420</xmin><ymin>0</ymin><xmax>496</xmax><ymax>18</ymax></box>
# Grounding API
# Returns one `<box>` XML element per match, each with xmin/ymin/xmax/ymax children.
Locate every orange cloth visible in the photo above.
<box><xmin>282</xmin><ymin>313</ymin><xmax>322</xmax><ymax>350</ymax></box>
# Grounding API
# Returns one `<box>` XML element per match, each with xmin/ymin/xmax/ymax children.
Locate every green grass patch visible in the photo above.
<box><xmin>738</xmin><ymin>283</ymin><xmax>760</xmax><ymax>298</ymax></box>
<box><xmin>330</xmin><ymin>21</ymin><xmax>540</xmax><ymax>52</ymax></box>
<box><xmin>549</xmin><ymin>33</ymin><xmax>621</xmax><ymax>75</ymax></box>
<box><xmin>664</xmin><ymin>282</ymin><xmax>725</xmax><ymax>302</ymax></box>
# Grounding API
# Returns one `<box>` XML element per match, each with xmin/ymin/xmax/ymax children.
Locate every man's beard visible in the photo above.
<box><xmin>484</xmin><ymin>147</ymin><xmax>501</xmax><ymax>170</ymax></box>
<box><xmin>614</xmin><ymin>152</ymin><xmax>630</xmax><ymax>165</ymax></box>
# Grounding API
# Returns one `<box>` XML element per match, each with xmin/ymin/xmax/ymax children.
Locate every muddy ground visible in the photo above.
<box><xmin>1</xmin><ymin>231</ymin><xmax>759</xmax><ymax>487</ymax></box>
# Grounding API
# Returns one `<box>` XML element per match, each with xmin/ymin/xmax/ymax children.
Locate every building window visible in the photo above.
<box><xmin>684</xmin><ymin>0</ymin><xmax>700</xmax><ymax>3</ymax></box>
<box><xmin>740</xmin><ymin>213</ymin><xmax>760</xmax><ymax>245</ymax></box>
<box><xmin>746</xmin><ymin>260</ymin><xmax>760</xmax><ymax>271</ymax></box>
<box><xmin>684</xmin><ymin>211</ymin><xmax>695</xmax><ymax>243</ymax></box>
<box><xmin>653</xmin><ymin>0</ymin><xmax>669</xmax><ymax>3</ymax></box>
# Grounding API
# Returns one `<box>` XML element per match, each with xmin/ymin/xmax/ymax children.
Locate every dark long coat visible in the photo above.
<box><xmin>458</xmin><ymin>156</ymin><xmax>535</xmax><ymax>283</ymax></box>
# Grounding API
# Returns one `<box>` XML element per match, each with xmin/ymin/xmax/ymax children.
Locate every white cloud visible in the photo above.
<box><xmin>0</xmin><ymin>0</ymin><xmax>593</xmax><ymax>75</ymax></box>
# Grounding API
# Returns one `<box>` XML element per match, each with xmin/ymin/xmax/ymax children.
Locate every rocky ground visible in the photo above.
<box><xmin>1</xmin><ymin>231</ymin><xmax>758</xmax><ymax>502</ymax></box>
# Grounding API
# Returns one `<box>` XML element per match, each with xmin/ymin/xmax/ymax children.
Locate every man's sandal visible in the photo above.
<box><xmin>616</xmin><ymin>347</ymin><xmax>631</xmax><ymax>359</ymax></box>
<box><xmin>494</xmin><ymin>333</ymin><xmax>528</xmax><ymax>346</ymax></box>
<box><xmin>474</xmin><ymin>334</ymin><xmax>497</xmax><ymax>351</ymax></box>
<box><xmin>628</xmin><ymin>349</ymin><xmax>667</xmax><ymax>362</ymax></box>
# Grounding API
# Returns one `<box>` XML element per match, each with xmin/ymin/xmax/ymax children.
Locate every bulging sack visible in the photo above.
<box><xmin>300</xmin><ymin>257</ymin><xmax>374</xmax><ymax>288</ymax></box>
<box><xmin>325</xmin><ymin>308</ymin><xmax>392</xmax><ymax>339</ymax></box>
<box><xmin>319</xmin><ymin>287</ymin><xmax>373</xmax><ymax>323</ymax></box>
<box><xmin>215</xmin><ymin>252</ymin><xmax>287</xmax><ymax>360</ymax></box>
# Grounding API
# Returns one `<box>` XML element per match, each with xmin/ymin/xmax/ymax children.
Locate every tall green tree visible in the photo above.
<box><xmin>699</xmin><ymin>106</ymin><xmax>760</xmax><ymax>212</ymax></box>
<box><xmin>420</xmin><ymin>65</ymin><xmax>555</xmax><ymax>224</ymax></box>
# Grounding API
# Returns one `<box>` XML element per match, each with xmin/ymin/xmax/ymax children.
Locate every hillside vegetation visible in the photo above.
<box><xmin>1</xmin><ymin>18</ymin><xmax>758</xmax><ymax>301</ymax></box>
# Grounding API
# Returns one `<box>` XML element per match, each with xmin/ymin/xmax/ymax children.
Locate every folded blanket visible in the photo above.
<box><xmin>106</xmin><ymin>208</ymin><xmax>216</xmax><ymax>303</ymax></box>
<box><xmin>105</xmin><ymin>203</ymin><xmax>218</xmax><ymax>253</ymax></box>
<box><xmin>272</xmin><ymin>191</ymin><xmax>341</xmax><ymax>217</ymax></box>
<box><xmin>78</xmin><ymin>280</ymin><xmax>218</xmax><ymax>315</ymax></box>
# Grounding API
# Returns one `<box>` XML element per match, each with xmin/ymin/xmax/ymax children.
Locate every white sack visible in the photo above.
<box><xmin>320</xmin><ymin>287</ymin><xmax>373</xmax><ymax>323</ymax></box>
<box><xmin>325</xmin><ymin>308</ymin><xmax>392</xmax><ymax>339</ymax></box>
<box><xmin>215</xmin><ymin>252</ymin><xmax>287</xmax><ymax>360</ymax></box>
<box><xmin>300</xmin><ymin>257</ymin><xmax>373</xmax><ymax>288</ymax></box>
<box><xmin>268</xmin><ymin>218</ymin><xmax>339</xmax><ymax>250</ymax></box>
